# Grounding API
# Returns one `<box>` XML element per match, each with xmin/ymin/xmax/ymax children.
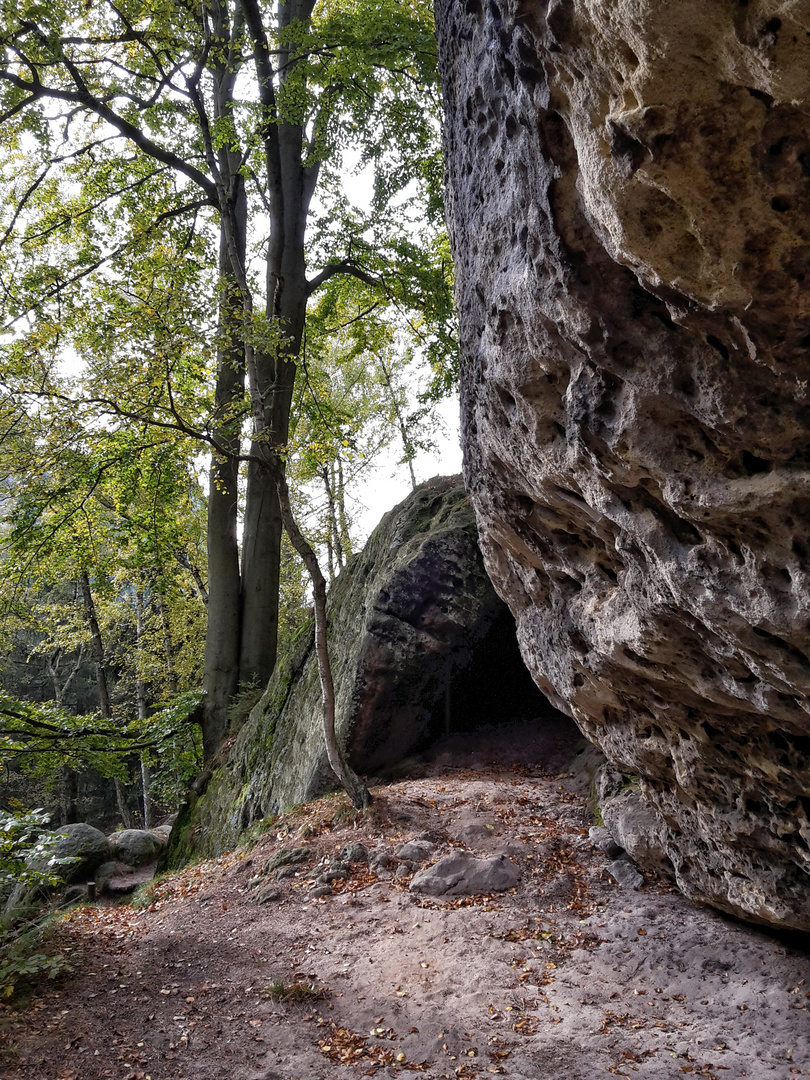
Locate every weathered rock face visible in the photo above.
<box><xmin>436</xmin><ymin>0</ymin><xmax>810</xmax><ymax>928</ymax></box>
<box><xmin>168</xmin><ymin>478</ymin><xmax>562</xmax><ymax>861</ymax></box>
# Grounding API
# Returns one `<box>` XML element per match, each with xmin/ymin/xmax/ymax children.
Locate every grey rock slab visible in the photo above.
<box><xmin>409</xmin><ymin>849</ymin><xmax>520</xmax><ymax>897</ymax></box>
<box><xmin>601</xmin><ymin>792</ymin><xmax>673</xmax><ymax>873</ymax></box>
<box><xmin>394</xmin><ymin>840</ymin><xmax>435</xmax><ymax>863</ymax></box>
<box><xmin>3</xmin><ymin>823</ymin><xmax>113</xmax><ymax>920</ymax></box>
<box><xmin>263</xmin><ymin>847</ymin><xmax>310</xmax><ymax>875</ymax></box>
<box><xmin>178</xmin><ymin>478</ymin><xmax>567</xmax><ymax>864</ymax></box>
<box><xmin>50</xmin><ymin>823</ymin><xmax>112</xmax><ymax>883</ymax></box>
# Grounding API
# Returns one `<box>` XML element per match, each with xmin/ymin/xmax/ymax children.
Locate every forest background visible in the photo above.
<box><xmin>0</xmin><ymin>0</ymin><xmax>459</xmax><ymax>848</ymax></box>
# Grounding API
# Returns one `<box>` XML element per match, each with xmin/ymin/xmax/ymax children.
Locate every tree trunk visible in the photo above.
<box><xmin>238</xmin><ymin>462</ymin><xmax>282</xmax><ymax>688</ymax></box>
<box><xmin>321</xmin><ymin>466</ymin><xmax>336</xmax><ymax>582</ymax></box>
<box><xmin>336</xmin><ymin>456</ymin><xmax>352</xmax><ymax>563</ymax></box>
<box><xmin>135</xmin><ymin>589</ymin><xmax>153</xmax><ymax>830</ymax></box>
<box><xmin>60</xmin><ymin>766</ymin><xmax>79</xmax><ymax>826</ymax></box>
<box><xmin>46</xmin><ymin>644</ymin><xmax>83</xmax><ymax>824</ymax></box>
<box><xmin>270</xmin><ymin>460</ymin><xmax>370</xmax><ymax>809</ymax></box>
<box><xmin>80</xmin><ymin>571</ymin><xmax>133</xmax><ymax>828</ymax></box>
<box><xmin>156</xmin><ymin>594</ymin><xmax>179</xmax><ymax>696</ymax></box>
<box><xmin>201</xmin><ymin>188</ymin><xmax>247</xmax><ymax>761</ymax></box>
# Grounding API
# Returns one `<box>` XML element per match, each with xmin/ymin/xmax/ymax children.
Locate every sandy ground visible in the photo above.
<box><xmin>1</xmin><ymin>720</ymin><xmax>808</xmax><ymax>1080</ymax></box>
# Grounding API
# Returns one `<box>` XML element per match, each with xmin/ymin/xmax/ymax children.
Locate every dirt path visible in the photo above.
<box><xmin>2</xmin><ymin>731</ymin><xmax>809</xmax><ymax>1080</ymax></box>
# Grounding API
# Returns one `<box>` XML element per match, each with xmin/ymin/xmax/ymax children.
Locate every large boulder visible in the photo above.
<box><xmin>436</xmin><ymin>0</ymin><xmax>810</xmax><ymax>928</ymax></box>
<box><xmin>110</xmin><ymin>829</ymin><xmax>164</xmax><ymax>868</ymax></box>
<box><xmin>166</xmin><ymin>478</ymin><xmax>563</xmax><ymax>861</ymax></box>
<box><xmin>44</xmin><ymin>823</ymin><xmax>112</xmax><ymax>885</ymax></box>
<box><xmin>3</xmin><ymin>823</ymin><xmax>112</xmax><ymax>920</ymax></box>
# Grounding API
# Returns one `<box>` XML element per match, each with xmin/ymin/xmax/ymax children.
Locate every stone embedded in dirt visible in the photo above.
<box><xmin>394</xmin><ymin>840</ymin><xmax>435</xmax><ymax>863</ymax></box>
<box><xmin>263</xmin><ymin>847</ymin><xmax>310</xmax><ymax>876</ymax></box>
<box><xmin>409</xmin><ymin>849</ymin><xmax>520</xmax><ymax>897</ymax></box>
<box><xmin>321</xmin><ymin>867</ymin><xmax>348</xmax><ymax>883</ymax></box>
<box><xmin>309</xmin><ymin>885</ymin><xmax>332</xmax><ymax>899</ymax></box>
<box><xmin>588</xmin><ymin>827</ymin><xmax>624</xmax><ymax>860</ymax></box>
<box><xmin>254</xmin><ymin>885</ymin><xmax>282</xmax><ymax>904</ymax></box>
<box><xmin>111</xmin><ymin>829</ymin><xmax>164</xmax><ymax>868</ymax></box>
<box><xmin>436</xmin><ymin>0</ymin><xmax>810</xmax><ymax>930</ymax></box>
<box><xmin>608</xmin><ymin>858</ymin><xmax>645</xmax><ymax>891</ymax></box>
<box><xmin>455</xmin><ymin>822</ymin><xmax>501</xmax><ymax>845</ymax></box>
<box><xmin>340</xmin><ymin>842</ymin><xmax>368</xmax><ymax>864</ymax></box>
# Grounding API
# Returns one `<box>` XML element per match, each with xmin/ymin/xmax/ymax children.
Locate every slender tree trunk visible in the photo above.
<box><xmin>270</xmin><ymin>461</ymin><xmax>370</xmax><ymax>809</ymax></box>
<box><xmin>321</xmin><ymin>466</ymin><xmax>336</xmax><ymax>582</ymax></box>
<box><xmin>379</xmin><ymin>354</ymin><xmax>417</xmax><ymax>489</ymax></box>
<box><xmin>46</xmin><ymin>644</ymin><xmax>83</xmax><ymax>824</ymax></box>
<box><xmin>80</xmin><ymin>572</ymin><xmax>111</xmax><ymax>717</ymax></box>
<box><xmin>80</xmin><ymin>571</ymin><xmax>133</xmax><ymax>828</ymax></box>
<box><xmin>336</xmin><ymin>456</ymin><xmax>352</xmax><ymax>564</ymax></box>
<box><xmin>135</xmin><ymin>589</ymin><xmax>153</xmax><ymax>830</ymax></box>
<box><xmin>156</xmin><ymin>594</ymin><xmax>179</xmax><ymax>696</ymax></box>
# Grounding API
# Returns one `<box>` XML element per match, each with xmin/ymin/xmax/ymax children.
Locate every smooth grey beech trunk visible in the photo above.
<box><xmin>198</xmin><ymin>0</ymin><xmax>315</xmax><ymax>761</ymax></box>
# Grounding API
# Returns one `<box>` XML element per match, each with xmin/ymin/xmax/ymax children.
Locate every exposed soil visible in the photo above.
<box><xmin>2</xmin><ymin>721</ymin><xmax>809</xmax><ymax>1080</ymax></box>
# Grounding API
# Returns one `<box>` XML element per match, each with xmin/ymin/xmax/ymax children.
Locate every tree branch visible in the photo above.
<box><xmin>306</xmin><ymin>259</ymin><xmax>379</xmax><ymax>297</ymax></box>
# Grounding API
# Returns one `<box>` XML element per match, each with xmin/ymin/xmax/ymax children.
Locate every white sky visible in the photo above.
<box><xmin>351</xmin><ymin>393</ymin><xmax>462</xmax><ymax>543</ymax></box>
<box><xmin>330</xmin><ymin>155</ymin><xmax>463</xmax><ymax>541</ymax></box>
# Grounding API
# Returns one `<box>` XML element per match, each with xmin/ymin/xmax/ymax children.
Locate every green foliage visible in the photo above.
<box><xmin>262</xmin><ymin>979</ymin><xmax>328</xmax><ymax>1002</ymax></box>
<box><xmin>0</xmin><ymin>0</ymin><xmax>458</xmax><ymax>801</ymax></box>
<box><xmin>0</xmin><ymin>915</ymin><xmax>72</xmax><ymax>1000</ymax></box>
<box><xmin>0</xmin><ymin>688</ymin><xmax>202</xmax><ymax>798</ymax></box>
<box><xmin>0</xmin><ymin>808</ymin><xmax>72</xmax><ymax>891</ymax></box>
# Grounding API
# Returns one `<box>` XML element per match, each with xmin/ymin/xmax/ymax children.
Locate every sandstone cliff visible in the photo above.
<box><xmin>165</xmin><ymin>479</ymin><xmax>559</xmax><ymax>862</ymax></box>
<box><xmin>436</xmin><ymin>0</ymin><xmax>810</xmax><ymax>928</ymax></box>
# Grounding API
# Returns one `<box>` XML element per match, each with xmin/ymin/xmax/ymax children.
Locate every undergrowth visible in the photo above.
<box><xmin>129</xmin><ymin>875</ymin><xmax>166</xmax><ymax>910</ymax></box>
<box><xmin>0</xmin><ymin>914</ymin><xmax>72</xmax><ymax>1000</ymax></box>
<box><xmin>262</xmin><ymin>979</ymin><xmax>329</xmax><ymax>1003</ymax></box>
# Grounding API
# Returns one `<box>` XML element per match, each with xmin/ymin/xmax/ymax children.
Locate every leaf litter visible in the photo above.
<box><xmin>1</xmin><ymin>724</ymin><xmax>808</xmax><ymax>1079</ymax></box>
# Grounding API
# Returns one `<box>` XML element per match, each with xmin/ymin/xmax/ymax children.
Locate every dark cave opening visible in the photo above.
<box><xmin>423</xmin><ymin>606</ymin><xmax>569</xmax><ymax>746</ymax></box>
